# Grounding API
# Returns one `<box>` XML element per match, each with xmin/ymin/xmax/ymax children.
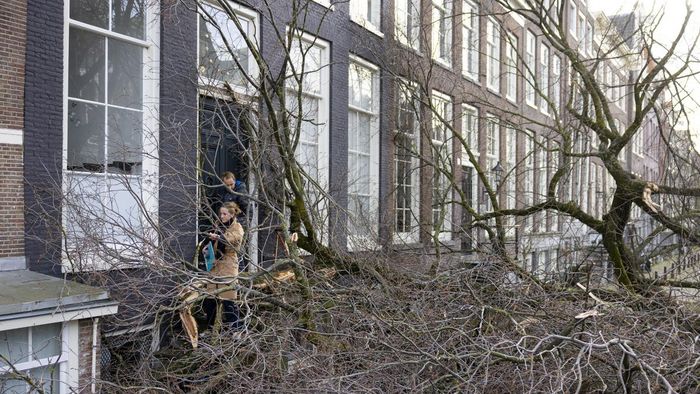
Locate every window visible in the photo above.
<box><xmin>396</xmin><ymin>0</ymin><xmax>420</xmax><ymax>49</ymax></box>
<box><xmin>523</xmin><ymin>131</ymin><xmax>535</xmax><ymax>232</ymax></box>
<box><xmin>611</xmin><ymin>72</ymin><xmax>618</xmax><ymax>102</ymax></box>
<box><xmin>0</xmin><ymin>324</ymin><xmax>65</xmax><ymax>393</ymax></box>
<box><xmin>586</xmin><ymin>21</ymin><xmax>594</xmax><ymax>55</ymax></box>
<box><xmin>525</xmin><ymin>30</ymin><xmax>536</xmax><ymax>107</ymax></box>
<box><xmin>286</xmin><ymin>33</ymin><xmax>331</xmax><ymax>236</ymax></box>
<box><xmin>537</xmin><ymin>136</ymin><xmax>547</xmax><ymax>205</ymax></box>
<box><xmin>552</xmin><ymin>56</ymin><xmax>561</xmax><ymax>113</ymax></box>
<box><xmin>65</xmin><ymin>0</ymin><xmax>159</xmax><ymax>268</ymax></box>
<box><xmin>348</xmin><ymin>57</ymin><xmax>380</xmax><ymax>241</ymax></box>
<box><xmin>505</xmin><ymin>126</ymin><xmax>516</xmax><ymax>235</ymax></box>
<box><xmin>431</xmin><ymin>91</ymin><xmax>453</xmax><ymax>240</ymax></box>
<box><xmin>568</xmin><ymin>2</ymin><xmax>577</xmax><ymax>36</ymax></box>
<box><xmin>350</xmin><ymin>0</ymin><xmax>381</xmax><ymax>34</ymax></box>
<box><xmin>198</xmin><ymin>1</ymin><xmax>259</xmax><ymax>93</ymax></box>
<box><xmin>540</xmin><ymin>45</ymin><xmax>550</xmax><ymax>114</ymax></box>
<box><xmin>577</xmin><ymin>14</ymin><xmax>585</xmax><ymax>43</ymax></box>
<box><xmin>486</xmin><ymin>18</ymin><xmax>501</xmax><ymax>93</ymax></box>
<box><xmin>462</xmin><ymin>105</ymin><xmax>479</xmax><ymax>160</ymax></box>
<box><xmin>395</xmin><ymin>82</ymin><xmax>421</xmax><ymax>243</ymax></box>
<box><xmin>462</xmin><ymin>0</ymin><xmax>479</xmax><ymax>80</ymax></box>
<box><xmin>432</xmin><ymin>0</ymin><xmax>453</xmax><ymax>66</ymax></box>
<box><xmin>505</xmin><ymin>33</ymin><xmax>518</xmax><ymax>102</ymax></box>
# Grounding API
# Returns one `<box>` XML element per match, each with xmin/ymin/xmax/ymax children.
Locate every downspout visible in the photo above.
<box><xmin>91</xmin><ymin>317</ymin><xmax>99</xmax><ymax>393</ymax></box>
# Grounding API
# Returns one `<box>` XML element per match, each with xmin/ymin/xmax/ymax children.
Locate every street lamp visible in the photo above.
<box><xmin>492</xmin><ymin>161</ymin><xmax>504</xmax><ymax>189</ymax></box>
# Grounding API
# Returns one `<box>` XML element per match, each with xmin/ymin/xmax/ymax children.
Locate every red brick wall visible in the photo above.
<box><xmin>78</xmin><ymin>319</ymin><xmax>101</xmax><ymax>393</ymax></box>
<box><xmin>0</xmin><ymin>144</ymin><xmax>24</xmax><ymax>259</ymax></box>
<box><xmin>0</xmin><ymin>0</ymin><xmax>27</xmax><ymax>130</ymax></box>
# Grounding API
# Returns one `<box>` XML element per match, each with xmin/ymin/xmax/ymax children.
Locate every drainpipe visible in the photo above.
<box><xmin>91</xmin><ymin>318</ymin><xmax>99</xmax><ymax>393</ymax></box>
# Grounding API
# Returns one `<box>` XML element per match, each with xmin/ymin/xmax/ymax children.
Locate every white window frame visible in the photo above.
<box><xmin>350</xmin><ymin>0</ymin><xmax>383</xmax><ymax>37</ymax></box>
<box><xmin>523</xmin><ymin>131</ymin><xmax>535</xmax><ymax>233</ymax></box>
<box><xmin>347</xmin><ymin>55</ymin><xmax>381</xmax><ymax>249</ymax></box>
<box><xmin>568</xmin><ymin>1</ymin><xmax>577</xmax><ymax>37</ymax></box>
<box><xmin>461</xmin><ymin>104</ymin><xmax>479</xmax><ymax>162</ymax></box>
<box><xmin>486</xmin><ymin>17</ymin><xmax>501</xmax><ymax>94</ymax></box>
<box><xmin>586</xmin><ymin>21</ymin><xmax>594</xmax><ymax>56</ymax></box>
<box><xmin>394</xmin><ymin>80</ymin><xmax>421</xmax><ymax>244</ymax></box>
<box><xmin>540</xmin><ymin>45</ymin><xmax>550</xmax><ymax>114</ymax></box>
<box><xmin>462</xmin><ymin>0</ymin><xmax>479</xmax><ymax>81</ymax></box>
<box><xmin>504</xmin><ymin>125</ymin><xmax>516</xmax><ymax>236</ymax></box>
<box><xmin>431</xmin><ymin>90</ymin><xmax>453</xmax><ymax>242</ymax></box>
<box><xmin>577</xmin><ymin>13</ymin><xmax>585</xmax><ymax>44</ymax></box>
<box><xmin>0</xmin><ymin>322</ymin><xmax>79</xmax><ymax>394</ymax></box>
<box><xmin>197</xmin><ymin>1</ymin><xmax>260</xmax><ymax>96</ymax></box>
<box><xmin>485</xmin><ymin>114</ymin><xmax>500</xmax><ymax>214</ymax></box>
<box><xmin>285</xmin><ymin>30</ymin><xmax>332</xmax><ymax>244</ymax></box>
<box><xmin>395</xmin><ymin>0</ymin><xmax>421</xmax><ymax>50</ymax></box>
<box><xmin>505</xmin><ymin>32</ymin><xmax>518</xmax><ymax>102</ymax></box>
<box><xmin>62</xmin><ymin>0</ymin><xmax>160</xmax><ymax>272</ymax></box>
<box><xmin>431</xmin><ymin>0</ymin><xmax>453</xmax><ymax>67</ymax></box>
<box><xmin>552</xmin><ymin>56</ymin><xmax>561</xmax><ymax>113</ymax></box>
<box><xmin>525</xmin><ymin>30</ymin><xmax>537</xmax><ymax>108</ymax></box>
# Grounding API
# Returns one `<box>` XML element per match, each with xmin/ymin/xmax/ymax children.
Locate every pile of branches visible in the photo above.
<box><xmin>102</xmin><ymin>254</ymin><xmax>700</xmax><ymax>393</ymax></box>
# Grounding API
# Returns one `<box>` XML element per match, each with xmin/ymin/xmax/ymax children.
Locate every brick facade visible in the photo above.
<box><xmin>0</xmin><ymin>0</ymin><xmax>26</xmax><ymax>130</ymax></box>
<box><xmin>78</xmin><ymin>318</ymin><xmax>101</xmax><ymax>393</ymax></box>
<box><xmin>0</xmin><ymin>144</ymin><xmax>24</xmax><ymax>259</ymax></box>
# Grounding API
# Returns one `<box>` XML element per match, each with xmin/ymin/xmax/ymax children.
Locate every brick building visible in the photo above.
<box><xmin>0</xmin><ymin>0</ymin><xmax>673</xmax><ymax>391</ymax></box>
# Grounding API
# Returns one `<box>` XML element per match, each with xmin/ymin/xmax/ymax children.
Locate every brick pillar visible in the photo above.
<box><xmin>78</xmin><ymin>319</ymin><xmax>102</xmax><ymax>393</ymax></box>
<box><xmin>0</xmin><ymin>0</ymin><xmax>26</xmax><ymax>270</ymax></box>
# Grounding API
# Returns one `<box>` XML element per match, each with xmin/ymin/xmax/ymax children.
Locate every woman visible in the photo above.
<box><xmin>203</xmin><ymin>202</ymin><xmax>245</xmax><ymax>328</ymax></box>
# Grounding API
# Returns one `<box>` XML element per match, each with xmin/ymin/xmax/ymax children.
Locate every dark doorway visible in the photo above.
<box><xmin>198</xmin><ymin>96</ymin><xmax>248</xmax><ymax>231</ymax></box>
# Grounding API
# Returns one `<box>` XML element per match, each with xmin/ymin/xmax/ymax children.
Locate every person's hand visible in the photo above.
<box><xmin>208</xmin><ymin>232</ymin><xmax>220</xmax><ymax>240</ymax></box>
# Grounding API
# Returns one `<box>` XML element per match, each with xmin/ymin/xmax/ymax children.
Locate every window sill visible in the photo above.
<box><xmin>486</xmin><ymin>85</ymin><xmax>500</xmax><ymax>96</ymax></box>
<box><xmin>433</xmin><ymin>58</ymin><xmax>452</xmax><ymax>70</ymax></box>
<box><xmin>463</xmin><ymin>73</ymin><xmax>480</xmax><ymax>84</ymax></box>
<box><xmin>311</xmin><ymin>0</ymin><xmax>334</xmax><ymax>10</ymax></box>
<box><xmin>351</xmin><ymin>17</ymin><xmax>384</xmax><ymax>38</ymax></box>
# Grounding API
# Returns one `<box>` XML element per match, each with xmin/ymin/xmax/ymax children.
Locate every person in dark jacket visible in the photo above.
<box><xmin>215</xmin><ymin>171</ymin><xmax>248</xmax><ymax>218</ymax></box>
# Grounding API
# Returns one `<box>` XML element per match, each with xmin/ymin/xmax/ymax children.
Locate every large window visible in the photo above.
<box><xmin>486</xmin><ymin>18</ymin><xmax>501</xmax><ymax>93</ymax></box>
<box><xmin>395</xmin><ymin>82</ymin><xmax>421</xmax><ymax>243</ymax></box>
<box><xmin>505</xmin><ymin>126</ymin><xmax>516</xmax><ymax>235</ymax></box>
<box><xmin>568</xmin><ymin>1</ymin><xmax>577</xmax><ymax>37</ymax></box>
<box><xmin>0</xmin><ymin>324</ymin><xmax>66</xmax><ymax>393</ymax></box>
<box><xmin>462</xmin><ymin>0</ymin><xmax>479</xmax><ymax>80</ymax></box>
<box><xmin>485</xmin><ymin>114</ymin><xmax>500</xmax><ymax>196</ymax></box>
<box><xmin>585</xmin><ymin>21</ymin><xmax>594</xmax><ymax>55</ymax></box>
<box><xmin>350</xmin><ymin>0</ymin><xmax>381</xmax><ymax>34</ymax></box>
<box><xmin>286</xmin><ymin>33</ymin><xmax>331</xmax><ymax>237</ymax></box>
<box><xmin>525</xmin><ymin>30</ymin><xmax>536</xmax><ymax>107</ymax></box>
<box><xmin>348</xmin><ymin>57</ymin><xmax>380</xmax><ymax>241</ymax></box>
<box><xmin>431</xmin><ymin>90</ymin><xmax>453</xmax><ymax>240</ymax></box>
<box><xmin>540</xmin><ymin>45</ymin><xmax>550</xmax><ymax>114</ymax></box>
<box><xmin>505</xmin><ymin>33</ymin><xmax>518</xmax><ymax>102</ymax></box>
<box><xmin>432</xmin><ymin>0</ymin><xmax>453</xmax><ymax>66</ymax></box>
<box><xmin>396</xmin><ymin>0</ymin><xmax>420</xmax><ymax>49</ymax></box>
<box><xmin>552</xmin><ymin>56</ymin><xmax>561</xmax><ymax>113</ymax></box>
<box><xmin>65</xmin><ymin>0</ymin><xmax>159</xmax><ymax>268</ymax></box>
<box><xmin>198</xmin><ymin>2</ymin><xmax>259</xmax><ymax>93</ymax></box>
<box><xmin>523</xmin><ymin>131</ymin><xmax>535</xmax><ymax>232</ymax></box>
<box><xmin>462</xmin><ymin>105</ymin><xmax>479</xmax><ymax>161</ymax></box>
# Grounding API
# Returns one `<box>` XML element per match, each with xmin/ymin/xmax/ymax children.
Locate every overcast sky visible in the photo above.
<box><xmin>588</xmin><ymin>0</ymin><xmax>700</xmax><ymax>144</ymax></box>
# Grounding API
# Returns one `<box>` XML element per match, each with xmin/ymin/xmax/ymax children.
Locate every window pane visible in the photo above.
<box><xmin>0</xmin><ymin>328</ymin><xmax>28</xmax><ymax>365</ymax></box>
<box><xmin>29</xmin><ymin>365</ymin><xmax>60</xmax><ymax>394</ymax></box>
<box><xmin>32</xmin><ymin>324</ymin><xmax>62</xmax><ymax>360</ymax></box>
<box><xmin>105</xmin><ymin>176</ymin><xmax>144</xmax><ymax>241</ymax></box>
<box><xmin>67</xmin><ymin>100</ymin><xmax>106</xmax><ymax>172</ymax></box>
<box><xmin>199</xmin><ymin>5</ymin><xmax>250</xmax><ymax>87</ymax></box>
<box><xmin>69</xmin><ymin>28</ymin><xmax>105</xmax><ymax>102</ymax></box>
<box><xmin>0</xmin><ymin>378</ymin><xmax>26</xmax><ymax>394</ymax></box>
<box><xmin>107</xmin><ymin>108</ymin><xmax>143</xmax><ymax>175</ymax></box>
<box><xmin>112</xmin><ymin>0</ymin><xmax>145</xmax><ymax>39</ymax></box>
<box><xmin>70</xmin><ymin>0</ymin><xmax>108</xmax><ymax>29</ymax></box>
<box><xmin>108</xmin><ymin>39</ymin><xmax>143</xmax><ymax>109</ymax></box>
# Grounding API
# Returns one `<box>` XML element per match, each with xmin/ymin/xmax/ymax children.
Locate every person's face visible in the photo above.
<box><xmin>224</xmin><ymin>177</ymin><xmax>235</xmax><ymax>188</ymax></box>
<box><xmin>219</xmin><ymin>207</ymin><xmax>232</xmax><ymax>222</ymax></box>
